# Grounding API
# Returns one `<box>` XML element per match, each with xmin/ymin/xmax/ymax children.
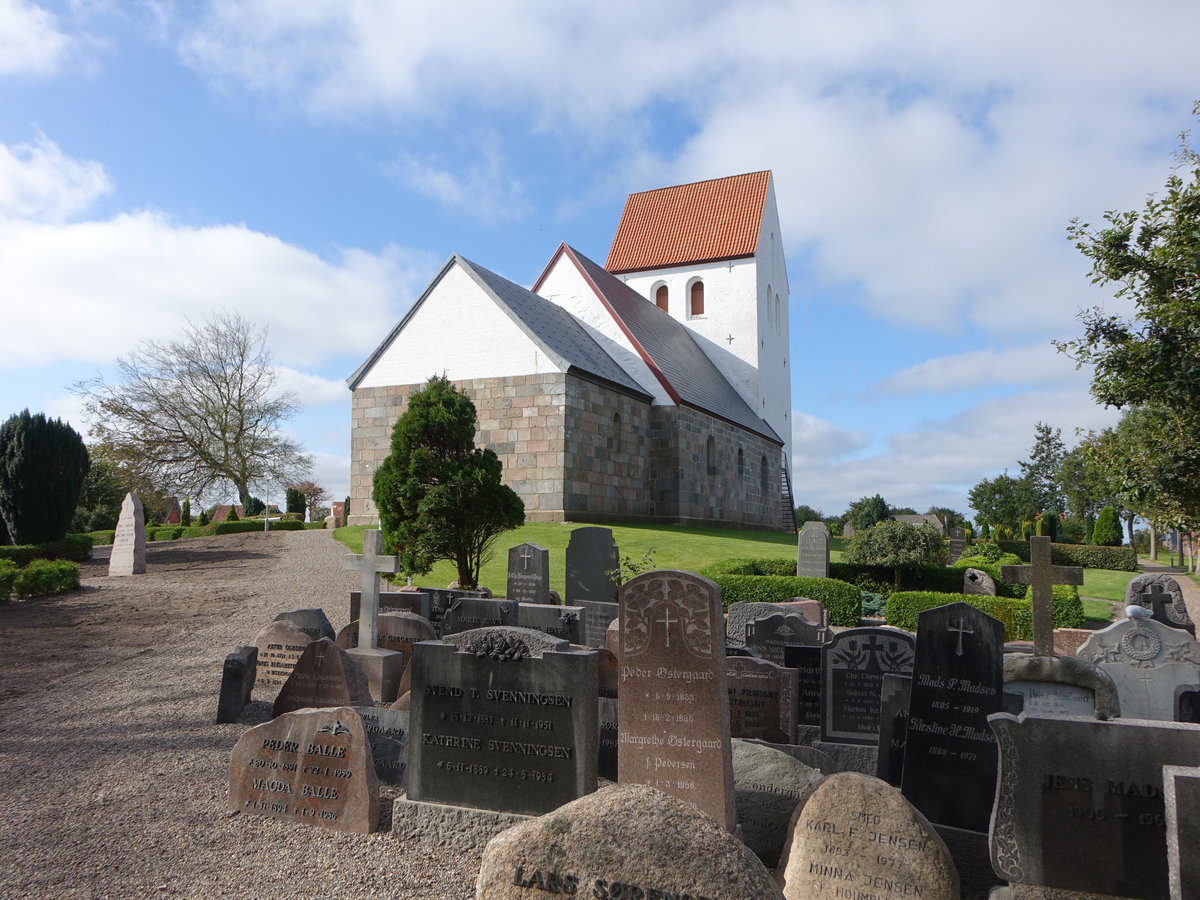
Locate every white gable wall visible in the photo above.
<box><xmin>754</xmin><ymin>183</ymin><xmax>792</xmax><ymax>465</ymax></box>
<box><xmin>356</xmin><ymin>262</ymin><xmax>563</xmax><ymax>389</ymax></box>
<box><xmin>536</xmin><ymin>256</ymin><xmax>673</xmax><ymax>406</ymax></box>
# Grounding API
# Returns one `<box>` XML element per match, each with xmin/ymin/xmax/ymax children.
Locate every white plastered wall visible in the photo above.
<box><xmin>356</xmin><ymin>261</ymin><xmax>563</xmax><ymax>388</ymax></box>
<box><xmin>754</xmin><ymin>183</ymin><xmax>792</xmax><ymax>465</ymax></box>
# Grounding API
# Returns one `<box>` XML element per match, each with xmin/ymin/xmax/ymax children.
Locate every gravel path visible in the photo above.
<box><xmin>1</xmin><ymin>529</ymin><xmax>479</xmax><ymax>899</ymax></box>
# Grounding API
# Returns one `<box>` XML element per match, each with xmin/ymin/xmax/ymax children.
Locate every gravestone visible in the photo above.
<box><xmin>348</xmin><ymin>590</ymin><xmax>431</xmax><ymax>623</ymax></box>
<box><xmin>1126</xmin><ymin>573</ymin><xmax>1194</xmax><ymax>635</ymax></box>
<box><xmin>1000</xmin><ymin>536</ymin><xmax>1083</xmax><ymax>658</ymax></box>
<box><xmin>822</xmin><ymin>627</ymin><xmax>916</xmax><ymax>745</ymax></box>
<box><xmin>215</xmin><ymin>645</ymin><xmax>257</xmax><ymax>724</ymax></box>
<box><xmin>475</xmin><ymin>783</ymin><xmax>783</xmax><ymax>900</ymax></box>
<box><xmin>564</xmin><ymin>526</ymin><xmax>618</xmax><ymax>605</ymax></box>
<box><xmin>272</xmin><ymin>638</ymin><xmax>374</xmax><ymax>717</ymax></box>
<box><xmin>962</xmin><ymin>567</ymin><xmax>995</xmax><ymax>596</ymax></box>
<box><xmin>1003</xmin><ymin>652</ymin><xmax>1122</xmax><ymax>720</ymax></box>
<box><xmin>776</xmin><ymin>772</ymin><xmax>960</xmax><ymax>900</ymax></box>
<box><xmin>618</xmin><ymin>570</ymin><xmax>735</xmax><ymax>831</ymax></box>
<box><xmin>948</xmin><ymin>526</ymin><xmax>966</xmax><ymax>564</ymax></box>
<box><xmin>108</xmin><ymin>492</ymin><xmax>146</xmax><ymax>576</ymax></box>
<box><xmin>350</xmin><ymin>706</ymin><xmax>409</xmax><ymax>786</ymax></box>
<box><xmin>745</xmin><ymin>611</ymin><xmax>826</xmax><ymax>665</ymax></box>
<box><xmin>581</xmin><ymin>600</ymin><xmax>619</xmax><ymax>648</ymax></box>
<box><xmin>273</xmin><ymin>608</ymin><xmax>335</xmax><ymax>642</ymax></box>
<box><xmin>782</xmin><ymin>597</ymin><xmax>828</xmax><ymax>626</ymax></box>
<box><xmin>783</xmin><ymin>643</ymin><xmax>825</xmax><ymax>728</ymax></box>
<box><xmin>1077</xmin><ymin>617</ymin><xmax>1200</xmax><ymax>720</ymax></box>
<box><xmin>440</xmin><ymin>597</ymin><xmax>519</xmax><ymax>635</ymax></box>
<box><xmin>418</xmin><ymin>587</ymin><xmax>489</xmax><ymax>625</ymax></box>
<box><xmin>1176</xmin><ymin>684</ymin><xmax>1200</xmax><ymax>722</ymax></box>
<box><xmin>252</xmin><ymin>619</ymin><xmax>313</xmax><ymax>689</ymax></box>
<box><xmin>228</xmin><ymin>706</ymin><xmax>379</xmax><ymax>833</ymax></box>
<box><xmin>407</xmin><ymin>626</ymin><xmax>598</xmax><ymax>817</ymax></box>
<box><xmin>506</xmin><ymin>542</ymin><xmax>551</xmax><ymax>604</ymax></box>
<box><xmin>727</xmin><ymin>601</ymin><xmax>814</xmax><ymax>647</ymax></box>
<box><xmin>335</xmin><ymin>611</ymin><xmax>438</xmax><ymax>657</ymax></box>
<box><xmin>731</xmin><ymin>740</ymin><xmax>822</xmax><ymax>867</ymax></box>
<box><xmin>989</xmin><ymin>713</ymin><xmax>1200</xmax><ymax>898</ymax></box>
<box><xmin>517</xmin><ymin>602</ymin><xmax>584</xmax><ymax>645</ymax></box>
<box><xmin>726</xmin><ymin>656</ymin><xmax>797</xmax><ymax>744</ymax></box>
<box><xmin>742</xmin><ymin>740</ymin><xmax>838</xmax><ymax>774</ymax></box>
<box><xmin>796</xmin><ymin>520</ymin><xmax>830</xmax><ymax>578</ymax></box>
<box><xmin>900</xmin><ymin>602</ymin><xmax>1004</xmax><ymax>832</ymax></box>
<box><xmin>1163</xmin><ymin>765</ymin><xmax>1200</xmax><ymax>900</ymax></box>
<box><xmin>875</xmin><ymin>673</ymin><xmax>912</xmax><ymax>786</ymax></box>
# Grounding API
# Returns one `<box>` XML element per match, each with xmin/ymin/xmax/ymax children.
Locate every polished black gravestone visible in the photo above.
<box><xmin>274</xmin><ymin>608</ymin><xmax>335</xmax><ymax>641</ymax></box>
<box><xmin>597</xmin><ymin>696</ymin><xmax>618</xmax><ymax>780</ymax></box>
<box><xmin>351</xmin><ymin>706</ymin><xmax>410</xmax><ymax>786</ymax></box>
<box><xmin>407</xmin><ymin>626</ymin><xmax>598</xmax><ymax>817</ymax></box>
<box><xmin>821</xmin><ymin>627</ymin><xmax>915</xmax><ymax>745</ymax></box>
<box><xmin>875</xmin><ymin>673</ymin><xmax>911</xmax><ymax>787</ymax></box>
<box><xmin>215</xmin><ymin>645</ymin><xmax>257</xmax><ymax>723</ymax></box>
<box><xmin>518</xmin><ymin>602</ymin><xmax>584</xmax><ymax>645</ymax></box>
<box><xmin>439</xmin><ymin>597</ymin><xmax>518</xmax><ymax>635</ymax></box>
<box><xmin>900</xmin><ymin>602</ymin><xmax>1003</xmax><ymax>832</ymax></box>
<box><xmin>417</xmin><ymin>587</ymin><xmax>489</xmax><ymax>628</ymax></box>
<box><xmin>745</xmin><ymin>611</ymin><xmax>826</xmax><ymax>665</ymax></box>
<box><xmin>507</xmin><ymin>542</ymin><xmax>551</xmax><ymax>604</ymax></box>
<box><xmin>564</xmin><ymin>526</ymin><xmax>618</xmax><ymax>605</ymax></box>
<box><xmin>783</xmin><ymin>644</ymin><xmax>824</xmax><ymax>728</ymax></box>
<box><xmin>581</xmin><ymin>600</ymin><xmax>619</xmax><ymax>648</ymax></box>
<box><xmin>349</xmin><ymin>591</ymin><xmax>431</xmax><ymax>623</ymax></box>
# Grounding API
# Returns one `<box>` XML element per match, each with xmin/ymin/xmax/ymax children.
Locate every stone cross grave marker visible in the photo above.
<box><xmin>109</xmin><ymin>492</ymin><xmax>147</xmax><ymax>576</ymax></box>
<box><xmin>1076</xmin><ymin>617</ymin><xmax>1200</xmax><ymax>720</ymax></box>
<box><xmin>343</xmin><ymin>529</ymin><xmax>405</xmax><ymax>701</ymax></box>
<box><xmin>565</xmin><ymin>526</ymin><xmax>618</xmax><ymax>604</ymax></box>
<box><xmin>618</xmin><ymin>570</ymin><xmax>736</xmax><ymax>831</ymax></box>
<box><xmin>821</xmin><ymin>627</ymin><xmax>915</xmax><ymax>746</ymax></box>
<box><xmin>900</xmin><ymin>602</ymin><xmax>1004</xmax><ymax>833</ymax></box>
<box><xmin>1000</xmin><ymin>535</ymin><xmax>1083</xmax><ymax>657</ymax></box>
<box><xmin>796</xmin><ymin>520</ymin><xmax>830</xmax><ymax>578</ymax></box>
<box><xmin>506</xmin><ymin>542</ymin><xmax>551</xmax><ymax>604</ymax></box>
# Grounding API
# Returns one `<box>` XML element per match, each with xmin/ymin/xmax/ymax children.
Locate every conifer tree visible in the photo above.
<box><xmin>0</xmin><ymin>410</ymin><xmax>89</xmax><ymax>544</ymax></box>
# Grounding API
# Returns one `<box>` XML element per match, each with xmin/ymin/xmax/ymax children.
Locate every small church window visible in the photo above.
<box><xmin>706</xmin><ymin>436</ymin><xmax>716</xmax><ymax>477</ymax></box>
<box><xmin>655</xmin><ymin>284</ymin><xmax>669</xmax><ymax>312</ymax></box>
<box><xmin>689</xmin><ymin>280</ymin><xmax>705</xmax><ymax>317</ymax></box>
<box><xmin>737</xmin><ymin>448</ymin><xmax>744</xmax><ymax>478</ymax></box>
<box><xmin>760</xmin><ymin>455</ymin><xmax>768</xmax><ymax>494</ymax></box>
<box><xmin>612</xmin><ymin>413</ymin><xmax>622</xmax><ymax>454</ymax></box>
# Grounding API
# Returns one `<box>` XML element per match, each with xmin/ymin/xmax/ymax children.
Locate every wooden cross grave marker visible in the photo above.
<box><xmin>1000</xmin><ymin>535</ymin><xmax>1083</xmax><ymax>657</ymax></box>
<box><xmin>344</xmin><ymin>529</ymin><xmax>401</xmax><ymax>651</ymax></box>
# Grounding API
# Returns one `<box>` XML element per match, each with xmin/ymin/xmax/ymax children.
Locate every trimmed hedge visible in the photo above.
<box><xmin>87</xmin><ymin>529</ymin><xmax>116</xmax><ymax>546</ymax></box>
<box><xmin>7</xmin><ymin>559</ymin><xmax>80</xmax><ymax>599</ymax></box>
<box><xmin>997</xmin><ymin>540</ymin><xmax>1136</xmax><ymax>572</ymax></box>
<box><xmin>212</xmin><ymin>519</ymin><xmax>305</xmax><ymax>534</ymax></box>
<box><xmin>886</xmin><ymin>586</ymin><xmax>1085</xmax><ymax>641</ymax></box>
<box><xmin>698</xmin><ymin>559</ymin><xmax>862</xmax><ymax>626</ymax></box>
<box><xmin>149</xmin><ymin>527</ymin><xmax>184</xmax><ymax>541</ymax></box>
<box><xmin>0</xmin><ymin>559</ymin><xmax>16</xmax><ymax>600</ymax></box>
<box><xmin>0</xmin><ymin>534</ymin><xmax>93</xmax><ymax>565</ymax></box>
<box><xmin>948</xmin><ymin>556</ymin><xmax>1026</xmax><ymax>598</ymax></box>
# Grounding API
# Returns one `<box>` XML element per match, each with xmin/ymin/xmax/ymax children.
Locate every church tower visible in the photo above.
<box><xmin>604</xmin><ymin>171</ymin><xmax>792</xmax><ymax>467</ymax></box>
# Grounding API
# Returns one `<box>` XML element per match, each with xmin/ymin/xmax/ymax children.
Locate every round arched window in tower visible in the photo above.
<box><xmin>689</xmin><ymin>279</ymin><xmax>705</xmax><ymax>317</ymax></box>
<box><xmin>654</xmin><ymin>284</ymin><xmax>669</xmax><ymax>312</ymax></box>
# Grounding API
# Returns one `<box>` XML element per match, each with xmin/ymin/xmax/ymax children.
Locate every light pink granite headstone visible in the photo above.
<box><xmin>272</xmin><ymin>638</ymin><xmax>373</xmax><ymax>716</ymax></box>
<box><xmin>108</xmin><ymin>492</ymin><xmax>146</xmax><ymax>576</ymax></box>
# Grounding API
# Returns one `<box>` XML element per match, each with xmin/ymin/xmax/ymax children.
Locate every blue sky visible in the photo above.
<box><xmin>1</xmin><ymin>1</ymin><xmax>1196</xmax><ymax>519</ymax></box>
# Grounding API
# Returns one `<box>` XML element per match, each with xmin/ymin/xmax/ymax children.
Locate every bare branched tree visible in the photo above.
<box><xmin>73</xmin><ymin>312</ymin><xmax>312</xmax><ymax>509</ymax></box>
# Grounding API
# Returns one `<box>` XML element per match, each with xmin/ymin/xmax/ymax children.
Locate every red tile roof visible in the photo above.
<box><xmin>605</xmin><ymin>171</ymin><xmax>771</xmax><ymax>274</ymax></box>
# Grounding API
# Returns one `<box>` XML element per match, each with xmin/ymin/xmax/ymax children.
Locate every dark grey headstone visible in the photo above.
<box><xmin>796</xmin><ymin>520</ymin><xmax>830</xmax><ymax>579</ymax></box>
<box><xmin>726</xmin><ymin>656</ymin><xmax>797</xmax><ymax>744</ymax></box>
<box><xmin>407</xmin><ymin>627</ymin><xmax>598</xmax><ymax>816</ymax></box>
<box><xmin>215</xmin><ymin>645</ymin><xmax>257</xmax><ymax>723</ymax></box>
<box><xmin>726</xmin><ymin>601</ymin><xmax>802</xmax><ymax>647</ymax></box>
<box><xmin>1176</xmin><ymin>684</ymin><xmax>1200</xmax><ymax>723</ymax></box>
<box><xmin>517</xmin><ymin>602</ymin><xmax>584</xmax><ymax>645</ymax></box>
<box><xmin>580</xmin><ymin>599</ymin><xmax>619</xmax><ymax>648</ymax></box>
<box><xmin>564</xmin><ymin>526</ymin><xmax>618</xmax><ymax>605</ymax></box>
<box><xmin>1127</xmin><ymin>573</ymin><xmax>1194</xmax><ymax>635</ymax></box>
<box><xmin>821</xmin><ymin>627</ymin><xmax>916</xmax><ymax>745</ymax></box>
<box><xmin>272</xmin><ymin>638</ymin><xmax>373</xmax><ymax>717</ymax></box>
<box><xmin>948</xmin><ymin>526</ymin><xmax>966</xmax><ymax>564</ymax></box>
<box><xmin>597</xmin><ymin>696</ymin><xmax>618</xmax><ymax>781</ymax></box>
<box><xmin>417</xmin><ymin>587</ymin><xmax>489</xmax><ymax>628</ymax></box>
<box><xmin>745</xmin><ymin>611</ymin><xmax>826</xmax><ymax>664</ymax></box>
<box><xmin>350</xmin><ymin>706</ymin><xmax>409</xmax><ymax>786</ymax></box>
<box><xmin>875</xmin><ymin>673</ymin><xmax>911</xmax><ymax>787</ymax></box>
<box><xmin>439</xmin><ymin>597</ymin><xmax>519</xmax><ymax>636</ymax></box>
<box><xmin>506</xmin><ymin>543</ymin><xmax>551</xmax><ymax>604</ymax></box>
<box><xmin>900</xmin><ymin>602</ymin><xmax>1004</xmax><ymax>832</ymax></box>
<box><xmin>349</xmin><ymin>591</ymin><xmax>431</xmax><ymax>623</ymax></box>
<box><xmin>783</xmin><ymin>644</ymin><xmax>824</xmax><ymax>728</ymax></box>
<box><xmin>1164</xmin><ymin>765</ymin><xmax>1200</xmax><ymax>900</ymax></box>
<box><xmin>989</xmin><ymin>713</ymin><xmax>1200</xmax><ymax>898</ymax></box>
<box><xmin>273</xmin><ymin>608</ymin><xmax>335</xmax><ymax>642</ymax></box>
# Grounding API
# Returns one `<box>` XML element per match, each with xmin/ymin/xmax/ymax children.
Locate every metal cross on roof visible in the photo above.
<box><xmin>1000</xmin><ymin>536</ymin><xmax>1083</xmax><ymax>657</ymax></box>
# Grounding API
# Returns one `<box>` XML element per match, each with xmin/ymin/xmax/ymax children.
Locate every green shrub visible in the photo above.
<box><xmin>181</xmin><ymin>524</ymin><xmax>218</xmax><ymax>538</ymax></box>
<box><xmin>303</xmin><ymin>521</ymin><xmax>326</xmax><ymax>530</ymax></box>
<box><xmin>149</xmin><ymin>527</ymin><xmax>183</xmax><ymax>541</ymax></box>
<box><xmin>885</xmin><ymin>589</ymin><xmax>1083</xmax><ymax>640</ymax></box>
<box><xmin>0</xmin><ymin>534</ymin><xmax>92</xmax><ymax>565</ymax></box>
<box><xmin>0</xmin><ymin>559</ymin><xmax>17</xmax><ymax>601</ymax></box>
<box><xmin>700</xmin><ymin>570</ymin><xmax>861</xmax><ymax>626</ymax></box>
<box><xmin>0</xmin><ymin>545</ymin><xmax>37</xmax><ymax>566</ymax></box>
<box><xmin>197</xmin><ymin>510</ymin><xmax>210</xmax><ymax>526</ymax></box>
<box><xmin>0</xmin><ymin>410</ymin><xmax>90</xmax><ymax>544</ymax></box>
<box><xmin>87</xmin><ymin>530</ymin><xmax>116</xmax><ymax>545</ymax></box>
<box><xmin>996</xmin><ymin>540</ymin><xmax>1136</xmax><ymax>571</ymax></box>
<box><xmin>1092</xmin><ymin>506</ymin><xmax>1122</xmax><ymax>547</ymax></box>
<box><xmin>210</xmin><ymin>519</ymin><xmax>305</xmax><ymax>535</ymax></box>
<box><xmin>12</xmin><ymin>559</ymin><xmax>80</xmax><ymax>597</ymax></box>
<box><xmin>181</xmin><ymin>498</ymin><xmax>192</xmax><ymax>527</ymax></box>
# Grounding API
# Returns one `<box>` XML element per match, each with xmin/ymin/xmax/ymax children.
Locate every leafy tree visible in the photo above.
<box><xmin>1092</xmin><ymin>505</ymin><xmax>1123</xmax><ymax>546</ymax></box>
<box><xmin>793</xmin><ymin>503</ymin><xmax>825</xmax><ymax>527</ymax></box>
<box><xmin>843</xmin><ymin>521</ymin><xmax>945</xmax><ymax>589</ymax></box>
<box><xmin>925</xmin><ymin>506</ymin><xmax>967</xmax><ymax>531</ymax></box>
<box><xmin>372</xmin><ymin>375</ymin><xmax>525</xmax><ymax>588</ymax></box>
<box><xmin>0</xmin><ymin>410</ymin><xmax>89</xmax><ymax>544</ymax></box>
<box><xmin>244</xmin><ymin>496</ymin><xmax>266</xmax><ymax>517</ymax></box>
<box><xmin>285</xmin><ymin>487</ymin><xmax>306</xmax><ymax>516</ymax></box>
<box><xmin>1019</xmin><ymin>422</ymin><xmax>1067</xmax><ymax>512</ymax></box>
<box><xmin>890</xmin><ymin>506</ymin><xmax>918</xmax><ymax>516</ymax></box>
<box><xmin>290</xmin><ymin>479</ymin><xmax>330</xmax><ymax>521</ymax></box>
<box><xmin>845</xmin><ymin>494</ymin><xmax>891</xmax><ymax>531</ymax></box>
<box><xmin>967</xmin><ymin>472</ymin><xmax>1037</xmax><ymax>532</ymax></box>
<box><xmin>72</xmin><ymin>312</ymin><xmax>311</xmax><ymax>512</ymax></box>
<box><xmin>1036</xmin><ymin>508</ymin><xmax>1060</xmax><ymax>542</ymax></box>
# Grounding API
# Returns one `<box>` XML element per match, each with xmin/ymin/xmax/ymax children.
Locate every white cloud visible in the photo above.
<box><xmin>0</xmin><ymin>133</ymin><xmax>112</xmax><ymax>222</ymax></box>
<box><xmin>308</xmin><ymin>450</ymin><xmax>349</xmax><ymax>506</ymax></box>
<box><xmin>0</xmin><ymin>0</ymin><xmax>72</xmax><ymax>77</ymax></box>
<box><xmin>388</xmin><ymin>142</ymin><xmax>527</xmax><ymax>223</ymax></box>
<box><xmin>273</xmin><ymin>366</ymin><xmax>348</xmax><ymax>407</ymax></box>
<box><xmin>872</xmin><ymin>343</ymin><xmax>1089</xmax><ymax>395</ymax></box>
<box><xmin>790</xmin><ymin>412</ymin><xmax>869</xmax><ymax>463</ymax></box>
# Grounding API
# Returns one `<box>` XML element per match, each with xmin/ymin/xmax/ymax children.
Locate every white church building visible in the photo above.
<box><xmin>347</xmin><ymin>171</ymin><xmax>795</xmax><ymax>531</ymax></box>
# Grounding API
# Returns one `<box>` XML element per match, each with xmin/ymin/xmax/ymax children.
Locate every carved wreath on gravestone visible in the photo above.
<box><xmin>621</xmin><ymin>573</ymin><xmax>713</xmax><ymax>660</ymax></box>
<box><xmin>465</xmin><ymin>632</ymin><xmax>531</xmax><ymax>661</ymax></box>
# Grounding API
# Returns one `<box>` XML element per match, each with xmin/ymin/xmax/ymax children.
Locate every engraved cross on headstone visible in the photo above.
<box><xmin>657</xmin><ymin>607</ymin><xmax>677</xmax><ymax>647</ymax></box>
<box><xmin>1139</xmin><ymin>583</ymin><xmax>1171</xmax><ymax>620</ymax></box>
<box><xmin>948</xmin><ymin>617</ymin><xmax>974</xmax><ymax>656</ymax></box>
<box><xmin>343</xmin><ymin>529</ymin><xmax>401</xmax><ymax>651</ymax></box>
<box><xmin>1000</xmin><ymin>535</ymin><xmax>1083</xmax><ymax>657</ymax></box>
<box><xmin>520</xmin><ymin>546</ymin><xmax>533</xmax><ymax>570</ymax></box>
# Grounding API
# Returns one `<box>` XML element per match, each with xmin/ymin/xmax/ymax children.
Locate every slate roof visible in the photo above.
<box><xmin>606</xmin><ymin>171</ymin><xmax>771</xmax><ymax>274</ymax></box>
<box><xmin>348</xmin><ymin>255</ymin><xmax>651</xmax><ymax>400</ymax></box>
<box><xmin>537</xmin><ymin>245</ymin><xmax>782</xmax><ymax>445</ymax></box>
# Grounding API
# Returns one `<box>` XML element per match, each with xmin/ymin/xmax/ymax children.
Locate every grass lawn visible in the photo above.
<box><xmin>334</xmin><ymin>521</ymin><xmax>803</xmax><ymax>597</ymax></box>
<box><xmin>1079</xmin><ymin>567</ymin><xmax>1142</xmax><ymax>627</ymax></box>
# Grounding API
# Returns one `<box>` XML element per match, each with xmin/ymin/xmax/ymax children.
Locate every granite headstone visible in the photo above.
<box><xmin>439</xmin><ymin>597</ymin><xmax>518</xmax><ymax>635</ymax></box>
<box><xmin>252</xmin><ymin>619</ymin><xmax>313</xmax><ymax>689</ymax></box>
<box><xmin>348</xmin><ymin>590</ymin><xmax>431</xmax><ymax>623</ymax></box>
<box><xmin>272</xmin><ymin>638</ymin><xmax>374</xmax><ymax>717</ymax></box>
<box><xmin>875</xmin><ymin>673</ymin><xmax>912</xmax><ymax>787</ymax></box>
<box><xmin>1126</xmin><ymin>573</ymin><xmax>1194</xmax><ymax>635</ymax></box>
<box><xmin>506</xmin><ymin>542</ymin><xmax>551</xmax><ymax>604</ymax></box>
<box><xmin>581</xmin><ymin>600</ymin><xmax>620</xmax><ymax>649</ymax></box>
<box><xmin>783</xmin><ymin>643</ymin><xmax>824</xmax><ymax>728</ymax></box>
<box><xmin>731</xmin><ymin>739</ymin><xmax>822</xmax><ymax>867</ymax></box>
<box><xmin>1164</xmin><ymin>764</ymin><xmax>1200</xmax><ymax>900</ymax></box>
<box><xmin>796</xmin><ymin>520</ymin><xmax>830</xmax><ymax>579</ymax></box>
<box><xmin>1077</xmin><ymin>617</ymin><xmax>1200</xmax><ymax>720</ymax></box>
<box><xmin>108</xmin><ymin>492</ymin><xmax>146</xmax><ymax>576</ymax></box>
<box><xmin>349</xmin><ymin>706</ymin><xmax>409</xmax><ymax>786</ymax></box>
<box><xmin>518</xmin><ymin>602</ymin><xmax>584</xmax><ymax>645</ymax></box>
<box><xmin>745</xmin><ymin>611</ymin><xmax>827</xmax><ymax>665</ymax></box>
<box><xmin>564</xmin><ymin>526</ymin><xmax>618</xmax><ymax>605</ymax></box>
<box><xmin>822</xmin><ymin>627</ymin><xmax>916</xmax><ymax>746</ymax></box>
<box><xmin>216</xmin><ymin>645</ymin><xmax>257</xmax><ymax>724</ymax></box>
<box><xmin>726</xmin><ymin>656</ymin><xmax>797</xmax><ymax>744</ymax></box>
<box><xmin>273</xmin><ymin>608</ymin><xmax>335</xmax><ymax>642</ymax></box>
